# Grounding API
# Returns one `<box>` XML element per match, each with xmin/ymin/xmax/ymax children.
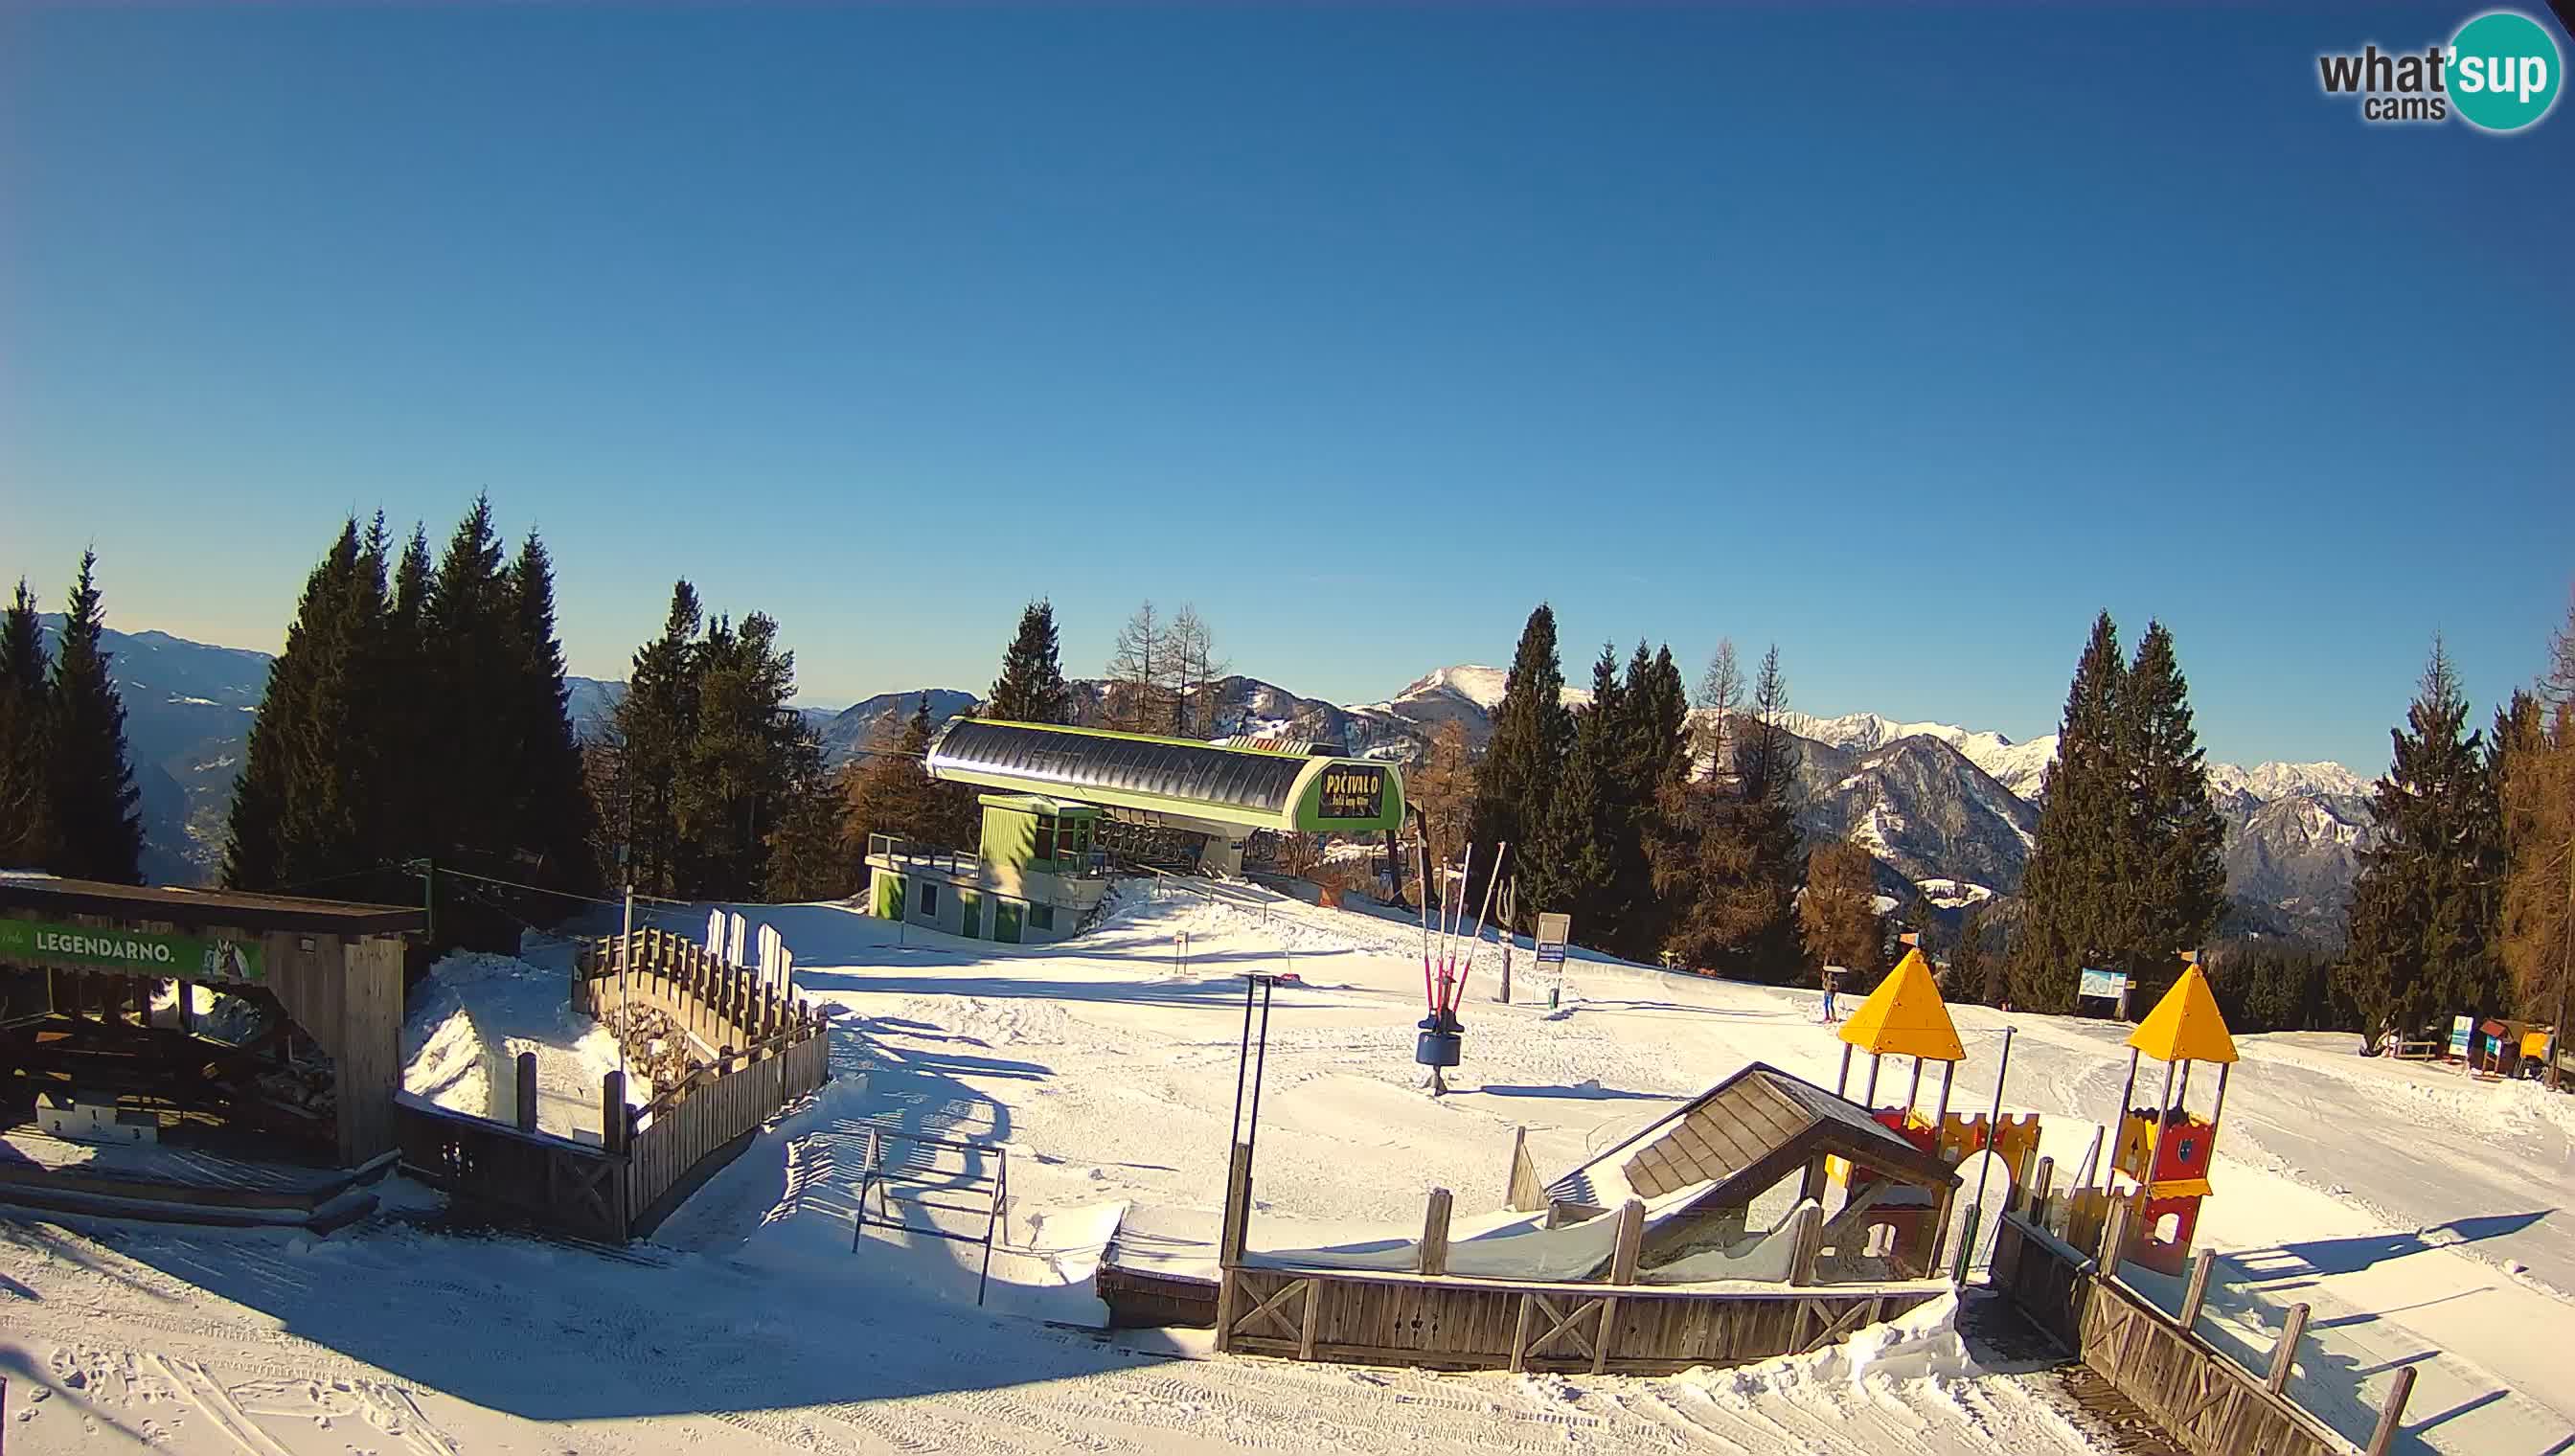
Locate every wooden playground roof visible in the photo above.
<box><xmin>0</xmin><ymin>876</ymin><xmax>424</xmax><ymax>937</ymax></box>
<box><xmin>1545</xmin><ymin>1062</ymin><xmax>1957</xmax><ymax>1215</ymax></box>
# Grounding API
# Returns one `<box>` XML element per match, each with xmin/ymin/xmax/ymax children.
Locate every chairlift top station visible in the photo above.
<box><xmin>865</xmin><ymin>719</ymin><xmax>1407</xmax><ymax>944</ymax></box>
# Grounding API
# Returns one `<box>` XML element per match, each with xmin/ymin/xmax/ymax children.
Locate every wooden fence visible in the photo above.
<box><xmin>1216</xmin><ymin>1263</ymin><xmax>1943</xmax><ymax>1374</ymax></box>
<box><xmin>1992</xmin><ymin>1207</ymin><xmax>2404</xmax><ymax>1456</ymax></box>
<box><xmin>397</xmin><ymin>928</ymin><xmax>831</xmax><ymax>1242</ymax></box>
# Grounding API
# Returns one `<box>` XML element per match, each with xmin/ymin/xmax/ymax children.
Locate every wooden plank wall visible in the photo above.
<box><xmin>1217</xmin><ymin>1266</ymin><xmax>1939</xmax><ymax>1375</ymax></box>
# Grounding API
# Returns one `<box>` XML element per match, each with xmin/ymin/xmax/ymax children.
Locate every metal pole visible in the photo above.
<box><xmin>1936</xmin><ymin>1058</ymin><xmax>1957</xmax><ymax>1125</ymax></box>
<box><xmin>1835</xmin><ymin>1042</ymin><xmax>1854</xmax><ymax>1097</ymax></box>
<box><xmin>1906</xmin><ymin>1056</ymin><xmax>1926</xmax><ymax>1119</ymax></box>
<box><xmin>618</xmin><ymin>883</ymin><xmax>635</xmax><ymax>1084</ymax></box>
<box><xmin>1965</xmin><ymin>1027</ymin><xmax>2016</xmax><ymax>1273</ymax></box>
<box><xmin>1862</xmin><ymin>1053</ymin><xmax>1882</xmax><ymax>1106</ymax></box>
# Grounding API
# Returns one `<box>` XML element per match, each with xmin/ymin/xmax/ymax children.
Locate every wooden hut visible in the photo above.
<box><xmin>1</xmin><ymin>876</ymin><xmax>422</xmax><ymax>1171</ymax></box>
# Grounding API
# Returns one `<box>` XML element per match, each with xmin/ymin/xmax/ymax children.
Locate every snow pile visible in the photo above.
<box><xmin>399</xmin><ymin>948</ymin><xmax>630</xmax><ymax>1139</ymax></box>
<box><xmin>1691</xmin><ymin>1292</ymin><xmax>1972</xmax><ymax>1398</ymax></box>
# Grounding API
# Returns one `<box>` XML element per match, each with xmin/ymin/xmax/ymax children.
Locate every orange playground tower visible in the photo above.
<box><xmin>2107</xmin><ymin>957</ymin><xmax>2238</xmax><ymax>1277</ymax></box>
<box><xmin>1831</xmin><ymin>947</ymin><xmax>2040</xmax><ymax>1272</ymax></box>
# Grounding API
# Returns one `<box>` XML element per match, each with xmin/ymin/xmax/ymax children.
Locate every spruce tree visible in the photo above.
<box><xmin>225</xmin><ymin>520</ymin><xmax>385</xmax><ymax>893</ymax></box>
<box><xmin>2113</xmin><ymin>623</ymin><xmax>2228</xmax><ymax>1011</ymax></box>
<box><xmin>678</xmin><ymin>611</ymin><xmax>802</xmax><ymax>899</ymax></box>
<box><xmin>2339</xmin><ymin>642</ymin><xmax>2508</xmax><ymax>1042</ymax></box>
<box><xmin>505</xmin><ymin>531</ymin><xmax>601</xmax><ymax>895</ymax></box>
<box><xmin>0</xmin><ymin>580</ymin><xmax>57</xmax><ymax>869</ymax></box>
<box><xmin>989</xmin><ymin>600</ymin><xmax>1071</xmax><ymax>724</ymax></box>
<box><xmin>1467</xmin><ymin>604</ymin><xmax>1573</xmax><ymax>921</ymax></box>
<box><xmin>763</xmin><ymin>722</ymin><xmax>851</xmax><ymax>901</ymax></box>
<box><xmin>2008</xmin><ymin>612</ymin><xmax>2129</xmax><ymax>1012</ymax></box>
<box><xmin>1525</xmin><ymin>648</ymin><xmax>1623</xmax><ymax>934</ymax></box>
<box><xmin>0</xmin><ymin>583</ymin><xmax>52</xmax><ymax>841</ymax></box>
<box><xmin>422</xmin><ymin>494</ymin><xmax>515</xmax><ymax>873</ymax></box>
<box><xmin>46</xmin><ymin>551</ymin><xmax>145</xmax><ymax>883</ymax></box>
<box><xmin>612</xmin><ymin>581</ymin><xmax>705</xmax><ymax>897</ymax></box>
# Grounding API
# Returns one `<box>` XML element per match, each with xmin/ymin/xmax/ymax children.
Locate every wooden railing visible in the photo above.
<box><xmin>398</xmin><ymin>926</ymin><xmax>832</xmax><ymax>1242</ymax></box>
<box><xmin>394</xmin><ymin>1089</ymin><xmax>630</xmax><ymax>1244</ymax></box>
<box><xmin>573</xmin><ymin>926</ymin><xmax>822</xmax><ymax>1056</ymax></box>
<box><xmin>1992</xmin><ymin>1208</ymin><xmax>2399</xmax><ymax>1456</ymax></box>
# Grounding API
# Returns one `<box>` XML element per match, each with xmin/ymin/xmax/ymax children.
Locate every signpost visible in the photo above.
<box><xmin>2448</xmin><ymin>1013</ymin><xmax>2473</xmax><ymax>1062</ymax></box>
<box><xmin>2076</xmin><ymin>966</ymin><xmax>2133</xmax><ymax>1019</ymax></box>
<box><xmin>0</xmin><ymin>919</ymin><xmax>263</xmax><ymax>984</ymax></box>
<box><xmin>1535</xmin><ymin>912</ymin><xmax>1570</xmax><ymax>1010</ymax></box>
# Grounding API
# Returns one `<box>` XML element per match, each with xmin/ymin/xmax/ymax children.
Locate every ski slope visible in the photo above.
<box><xmin>3</xmin><ymin>884</ymin><xmax>2569</xmax><ymax>1456</ymax></box>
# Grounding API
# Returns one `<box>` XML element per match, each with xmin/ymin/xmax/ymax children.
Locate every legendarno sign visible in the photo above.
<box><xmin>0</xmin><ymin>919</ymin><xmax>264</xmax><ymax>983</ymax></box>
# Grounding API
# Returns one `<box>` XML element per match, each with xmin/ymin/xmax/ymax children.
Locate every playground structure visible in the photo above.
<box><xmin>2104</xmin><ymin>956</ymin><xmax>2235</xmax><ymax>1277</ymax></box>
<box><xmin>1830</xmin><ymin>947</ymin><xmax>2042</xmax><ymax>1276</ymax></box>
<box><xmin>1193</xmin><ymin>1061</ymin><xmax>1962</xmax><ymax>1372</ymax></box>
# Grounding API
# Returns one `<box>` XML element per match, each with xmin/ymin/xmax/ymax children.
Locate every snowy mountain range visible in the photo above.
<box><xmin>35</xmin><ymin>627</ymin><xmax>2376</xmax><ymax>943</ymax></box>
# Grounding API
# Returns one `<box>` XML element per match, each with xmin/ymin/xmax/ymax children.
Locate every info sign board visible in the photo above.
<box><xmin>0</xmin><ymin>918</ymin><xmax>264</xmax><ymax>984</ymax></box>
<box><xmin>2077</xmin><ymin>967</ymin><xmax>2128</xmax><ymax>1002</ymax></box>
<box><xmin>2449</xmin><ymin>1014</ymin><xmax>2473</xmax><ymax>1059</ymax></box>
<box><xmin>1534</xmin><ymin>913</ymin><xmax>1570</xmax><ymax>965</ymax></box>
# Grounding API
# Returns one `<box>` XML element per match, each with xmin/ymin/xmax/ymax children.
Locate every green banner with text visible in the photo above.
<box><xmin>0</xmin><ymin>918</ymin><xmax>264</xmax><ymax>983</ymax></box>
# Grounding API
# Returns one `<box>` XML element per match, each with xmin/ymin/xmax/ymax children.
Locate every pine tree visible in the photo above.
<box><xmin>612</xmin><ymin>581</ymin><xmax>705</xmax><ymax>897</ymax></box>
<box><xmin>422</xmin><ymin>494</ymin><xmax>515</xmax><ymax>870</ymax></box>
<box><xmin>0</xmin><ymin>580</ymin><xmax>57</xmax><ymax>869</ymax></box>
<box><xmin>677</xmin><ymin>611</ymin><xmax>803</xmax><ymax>899</ymax></box>
<box><xmin>504</xmin><ymin>531</ymin><xmax>600</xmax><ymax>895</ymax></box>
<box><xmin>1800</xmin><ymin>841</ymin><xmax>1886</xmax><ymax>983</ymax></box>
<box><xmin>1526</xmin><ymin>647</ymin><xmax>1625</xmax><ymax>934</ymax></box>
<box><xmin>2339</xmin><ymin>642</ymin><xmax>2507</xmax><ymax>1042</ymax></box>
<box><xmin>1953</xmin><ymin>899</ymin><xmax>2004</xmax><ymax>1006</ymax></box>
<box><xmin>989</xmin><ymin>600</ymin><xmax>1072</xmax><ymax>724</ymax></box>
<box><xmin>763</xmin><ymin>721</ymin><xmax>852</xmax><ymax>901</ymax></box>
<box><xmin>1467</xmin><ymin>604</ymin><xmax>1573</xmax><ymax>921</ymax></box>
<box><xmin>2008</xmin><ymin>612</ymin><xmax>2129</xmax><ymax>1012</ymax></box>
<box><xmin>2113</xmin><ymin>622</ymin><xmax>2228</xmax><ymax>1011</ymax></box>
<box><xmin>46</xmin><ymin>552</ymin><xmax>144</xmax><ymax>883</ymax></box>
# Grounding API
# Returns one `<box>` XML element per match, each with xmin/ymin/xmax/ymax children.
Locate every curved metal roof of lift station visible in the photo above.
<box><xmin>923</xmin><ymin>719</ymin><xmax>1406</xmax><ymax>835</ymax></box>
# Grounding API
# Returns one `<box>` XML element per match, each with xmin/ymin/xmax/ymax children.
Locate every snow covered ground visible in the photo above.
<box><xmin>4</xmin><ymin>884</ymin><xmax>2570</xmax><ymax>1455</ymax></box>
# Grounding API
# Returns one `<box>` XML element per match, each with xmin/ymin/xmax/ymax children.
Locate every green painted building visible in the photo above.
<box><xmin>863</xmin><ymin>720</ymin><xmax>1407</xmax><ymax>944</ymax></box>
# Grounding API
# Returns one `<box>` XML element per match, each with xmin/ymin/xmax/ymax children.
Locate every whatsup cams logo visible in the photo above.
<box><xmin>2317</xmin><ymin>9</ymin><xmax>2564</xmax><ymax>131</ymax></box>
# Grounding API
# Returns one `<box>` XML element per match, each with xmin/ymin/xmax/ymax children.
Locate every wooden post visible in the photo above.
<box><xmin>1798</xmin><ymin>1151</ymin><xmax>1829</xmax><ymax>1205</ymax></box>
<box><xmin>1609</xmin><ymin>1198</ymin><xmax>1645</xmax><ymax>1285</ymax></box>
<box><xmin>516</xmin><ymin>1051</ymin><xmax>540</xmax><ymax>1134</ymax></box>
<box><xmin>2266</xmin><ymin>1303</ymin><xmax>2311</xmax><ymax>1394</ymax></box>
<box><xmin>1790</xmin><ymin>1199</ymin><xmax>1828</xmax><ymax>1286</ymax></box>
<box><xmin>174</xmin><ymin>978</ymin><xmax>194</xmax><ymax>1035</ymax></box>
<box><xmin>2027</xmin><ymin>1155</ymin><xmax>2055</xmax><ymax>1217</ymax></box>
<box><xmin>601</xmin><ymin>1070</ymin><xmax>627</xmax><ymax>1156</ymax></box>
<box><xmin>1835</xmin><ymin>1042</ymin><xmax>1854</xmax><ymax>1097</ymax></box>
<box><xmin>2179</xmin><ymin>1248</ymin><xmax>2218</xmax><ymax>1331</ymax></box>
<box><xmin>2364</xmin><ymin>1365</ymin><xmax>2417</xmax><ymax>1456</ymax></box>
<box><xmin>1509</xmin><ymin>1290</ymin><xmax>1537</xmax><ymax>1373</ymax></box>
<box><xmin>1419</xmin><ymin>1188</ymin><xmax>1453</xmax><ymax>1275</ymax></box>
<box><xmin>2099</xmin><ymin>1191</ymin><xmax>2131</xmax><ymax>1279</ymax></box>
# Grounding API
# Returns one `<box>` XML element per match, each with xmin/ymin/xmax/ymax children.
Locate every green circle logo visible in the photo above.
<box><xmin>2450</xmin><ymin>11</ymin><xmax>2563</xmax><ymax>131</ymax></box>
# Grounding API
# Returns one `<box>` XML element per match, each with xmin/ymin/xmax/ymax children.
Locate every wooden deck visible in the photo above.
<box><xmin>0</xmin><ymin>1126</ymin><xmax>390</xmax><ymax>1229</ymax></box>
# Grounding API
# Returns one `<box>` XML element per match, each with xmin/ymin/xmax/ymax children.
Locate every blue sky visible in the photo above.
<box><xmin>4</xmin><ymin>5</ymin><xmax>2568</xmax><ymax>771</ymax></box>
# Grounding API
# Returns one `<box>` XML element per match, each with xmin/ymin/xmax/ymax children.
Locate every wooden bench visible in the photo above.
<box><xmin>2388</xmin><ymin>1038</ymin><xmax>2443</xmax><ymax>1060</ymax></box>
